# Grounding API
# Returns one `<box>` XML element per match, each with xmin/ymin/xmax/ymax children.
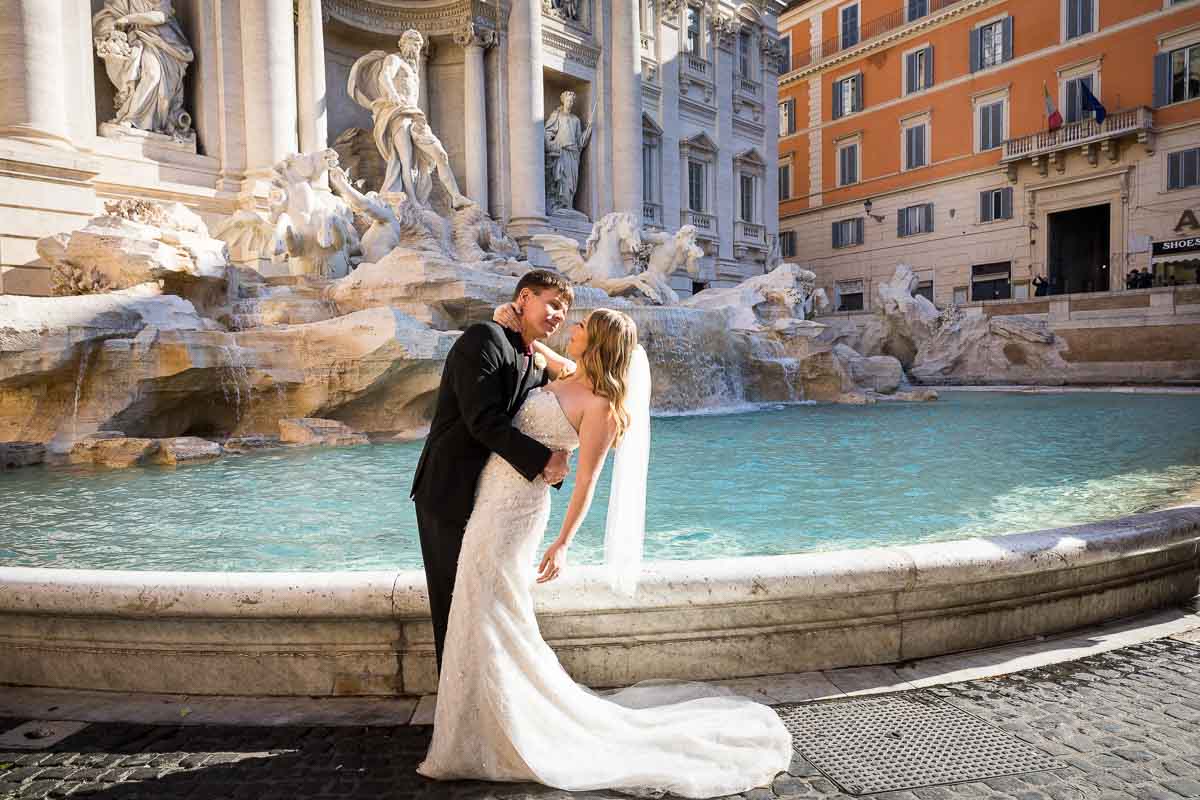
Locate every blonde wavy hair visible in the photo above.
<box><xmin>575</xmin><ymin>309</ymin><xmax>638</xmax><ymax>443</ymax></box>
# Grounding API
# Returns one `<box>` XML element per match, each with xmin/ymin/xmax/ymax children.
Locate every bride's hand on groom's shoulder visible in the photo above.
<box><xmin>493</xmin><ymin>302</ymin><xmax>522</xmax><ymax>333</ymax></box>
<box><xmin>536</xmin><ymin>540</ymin><xmax>568</xmax><ymax>583</ymax></box>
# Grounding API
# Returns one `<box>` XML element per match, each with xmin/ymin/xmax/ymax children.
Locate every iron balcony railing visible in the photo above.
<box><xmin>793</xmin><ymin>0</ymin><xmax>967</xmax><ymax>71</ymax></box>
<box><xmin>1001</xmin><ymin>107</ymin><xmax>1153</xmax><ymax>162</ymax></box>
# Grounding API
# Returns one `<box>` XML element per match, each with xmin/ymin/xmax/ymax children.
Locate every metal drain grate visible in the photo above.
<box><xmin>776</xmin><ymin>691</ymin><xmax>1066</xmax><ymax>795</ymax></box>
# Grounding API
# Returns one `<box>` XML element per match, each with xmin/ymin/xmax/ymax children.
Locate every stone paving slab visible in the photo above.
<box><xmin>1</xmin><ymin>637</ymin><xmax>1199</xmax><ymax>799</ymax></box>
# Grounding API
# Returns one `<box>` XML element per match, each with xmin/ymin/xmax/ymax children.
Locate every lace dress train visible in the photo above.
<box><xmin>417</xmin><ymin>389</ymin><xmax>793</xmax><ymax>798</ymax></box>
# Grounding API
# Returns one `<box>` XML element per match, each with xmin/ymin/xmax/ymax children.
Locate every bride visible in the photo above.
<box><xmin>417</xmin><ymin>307</ymin><xmax>794</xmax><ymax>798</ymax></box>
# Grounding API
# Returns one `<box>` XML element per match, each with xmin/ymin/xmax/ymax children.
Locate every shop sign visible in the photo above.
<box><xmin>1174</xmin><ymin>209</ymin><xmax>1199</xmax><ymax>233</ymax></box>
<box><xmin>1152</xmin><ymin>236</ymin><xmax>1200</xmax><ymax>257</ymax></box>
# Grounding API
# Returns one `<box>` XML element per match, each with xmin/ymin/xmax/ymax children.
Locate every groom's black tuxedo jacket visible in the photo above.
<box><xmin>410</xmin><ymin>321</ymin><xmax>553</xmax><ymax>528</ymax></box>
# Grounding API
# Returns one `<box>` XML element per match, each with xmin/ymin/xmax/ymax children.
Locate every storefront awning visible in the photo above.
<box><xmin>1151</xmin><ymin>236</ymin><xmax>1200</xmax><ymax>264</ymax></box>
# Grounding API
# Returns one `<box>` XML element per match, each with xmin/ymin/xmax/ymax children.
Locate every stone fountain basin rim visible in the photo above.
<box><xmin>2</xmin><ymin>505</ymin><xmax>1197</xmax><ymax>620</ymax></box>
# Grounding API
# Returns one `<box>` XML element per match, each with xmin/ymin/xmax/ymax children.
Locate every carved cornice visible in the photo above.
<box><xmin>541</xmin><ymin>28</ymin><xmax>599</xmax><ymax>68</ymax></box>
<box><xmin>323</xmin><ymin>0</ymin><xmax>503</xmax><ymax>36</ymax></box>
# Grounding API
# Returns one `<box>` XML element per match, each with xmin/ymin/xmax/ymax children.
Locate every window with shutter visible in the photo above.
<box><xmin>832</xmin><ymin>219</ymin><xmax>861</xmax><ymax>249</ymax></box>
<box><xmin>969</xmin><ymin>27</ymin><xmax>981</xmax><ymax>73</ymax></box>
<box><xmin>979</xmin><ymin>101</ymin><xmax>1004</xmax><ymax>150</ymax></box>
<box><xmin>905</xmin><ymin>48</ymin><xmax>932</xmax><ymax>94</ymax></box>
<box><xmin>898</xmin><ymin>204</ymin><xmax>931</xmax><ymax>237</ymax></box>
<box><xmin>980</xmin><ymin>190</ymin><xmax>994</xmax><ymax>223</ymax></box>
<box><xmin>779</xmin><ymin>165</ymin><xmax>791</xmax><ymax>201</ymax></box>
<box><xmin>853</xmin><ymin>74</ymin><xmax>864</xmax><ymax>112</ymax></box>
<box><xmin>979</xmin><ymin>21</ymin><xmax>1005</xmax><ymax>68</ymax></box>
<box><xmin>838</xmin><ymin>143</ymin><xmax>858</xmax><ymax>186</ymax></box>
<box><xmin>1169</xmin><ymin>147</ymin><xmax>1200</xmax><ymax>190</ymax></box>
<box><xmin>908</xmin><ymin>0</ymin><xmax>928</xmax><ymax>21</ymax></box>
<box><xmin>904</xmin><ymin>124</ymin><xmax>927</xmax><ymax>170</ymax></box>
<box><xmin>841</xmin><ymin>4</ymin><xmax>859</xmax><ymax>49</ymax></box>
<box><xmin>1154</xmin><ymin>53</ymin><xmax>1171</xmax><ymax>109</ymax></box>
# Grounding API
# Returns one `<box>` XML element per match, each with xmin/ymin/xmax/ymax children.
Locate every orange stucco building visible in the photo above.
<box><xmin>776</xmin><ymin>0</ymin><xmax>1200</xmax><ymax>310</ymax></box>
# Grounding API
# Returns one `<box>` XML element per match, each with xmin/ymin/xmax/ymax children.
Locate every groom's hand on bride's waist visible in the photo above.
<box><xmin>542</xmin><ymin>450</ymin><xmax>569</xmax><ymax>484</ymax></box>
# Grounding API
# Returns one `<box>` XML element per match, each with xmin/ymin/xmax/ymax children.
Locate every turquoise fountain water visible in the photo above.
<box><xmin>3</xmin><ymin>391</ymin><xmax>1199</xmax><ymax>572</ymax></box>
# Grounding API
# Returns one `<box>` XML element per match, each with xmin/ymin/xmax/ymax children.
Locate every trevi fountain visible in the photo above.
<box><xmin>0</xmin><ymin>0</ymin><xmax>1196</xmax><ymax>698</ymax></box>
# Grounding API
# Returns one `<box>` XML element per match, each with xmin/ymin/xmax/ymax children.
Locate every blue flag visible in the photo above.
<box><xmin>1080</xmin><ymin>83</ymin><xmax>1107</xmax><ymax>125</ymax></box>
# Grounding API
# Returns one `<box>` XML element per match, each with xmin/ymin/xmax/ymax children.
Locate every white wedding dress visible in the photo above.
<box><xmin>417</xmin><ymin>388</ymin><xmax>794</xmax><ymax>798</ymax></box>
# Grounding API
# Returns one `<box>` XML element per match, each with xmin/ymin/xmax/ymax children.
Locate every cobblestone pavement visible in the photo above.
<box><xmin>1</xmin><ymin>637</ymin><xmax>1198</xmax><ymax>800</ymax></box>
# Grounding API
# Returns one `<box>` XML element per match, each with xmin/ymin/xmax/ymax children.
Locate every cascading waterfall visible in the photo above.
<box><xmin>551</xmin><ymin>306</ymin><xmax>753</xmax><ymax>412</ymax></box>
<box><xmin>218</xmin><ymin>344</ymin><xmax>251</xmax><ymax>425</ymax></box>
<box><xmin>71</xmin><ymin>340</ymin><xmax>96</xmax><ymax>442</ymax></box>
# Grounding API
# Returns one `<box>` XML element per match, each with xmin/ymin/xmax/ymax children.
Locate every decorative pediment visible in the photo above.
<box><xmin>679</xmin><ymin>131</ymin><xmax>718</xmax><ymax>155</ymax></box>
<box><xmin>735</xmin><ymin>3</ymin><xmax>762</xmax><ymax>25</ymax></box>
<box><xmin>642</xmin><ymin>113</ymin><xmax>664</xmax><ymax>137</ymax></box>
<box><xmin>734</xmin><ymin>147</ymin><xmax>766</xmax><ymax>167</ymax></box>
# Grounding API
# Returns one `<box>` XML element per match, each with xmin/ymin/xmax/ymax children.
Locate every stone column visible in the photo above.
<box><xmin>456</xmin><ymin>25</ymin><xmax>495</xmax><ymax>210</ymax></box>
<box><xmin>505</xmin><ymin>0</ymin><xmax>547</xmax><ymax>235</ymax></box>
<box><xmin>610</xmin><ymin>0</ymin><xmax>643</xmax><ymax>216</ymax></box>
<box><xmin>297</xmin><ymin>0</ymin><xmax>328</xmax><ymax>153</ymax></box>
<box><xmin>240</xmin><ymin>0</ymin><xmax>298</xmax><ymax>182</ymax></box>
<box><xmin>0</xmin><ymin>0</ymin><xmax>73</xmax><ymax>148</ymax></box>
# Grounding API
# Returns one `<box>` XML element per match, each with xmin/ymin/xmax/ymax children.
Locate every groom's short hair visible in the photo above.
<box><xmin>514</xmin><ymin>269</ymin><xmax>574</xmax><ymax>306</ymax></box>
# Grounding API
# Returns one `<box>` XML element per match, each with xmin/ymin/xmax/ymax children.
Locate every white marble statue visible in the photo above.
<box><xmin>683</xmin><ymin>262</ymin><xmax>821</xmax><ymax>331</ymax></box>
<box><xmin>347</xmin><ymin>30</ymin><xmax>472</xmax><ymax>210</ymax></box>
<box><xmin>269</xmin><ymin>150</ymin><xmax>360</xmax><ymax>279</ymax></box>
<box><xmin>544</xmin><ymin>91</ymin><xmax>594</xmax><ymax>216</ymax></box>
<box><xmin>635</xmin><ymin>225</ymin><xmax>704</xmax><ymax>305</ymax></box>
<box><xmin>328</xmin><ymin>165</ymin><xmax>406</xmax><ymax>264</ymax></box>
<box><xmin>532</xmin><ymin>212</ymin><xmax>645</xmax><ymax>296</ymax></box>
<box><xmin>92</xmin><ymin>0</ymin><xmax>194</xmax><ymax>140</ymax></box>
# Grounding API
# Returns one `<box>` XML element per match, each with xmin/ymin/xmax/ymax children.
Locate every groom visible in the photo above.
<box><xmin>411</xmin><ymin>269</ymin><xmax>575</xmax><ymax>672</ymax></box>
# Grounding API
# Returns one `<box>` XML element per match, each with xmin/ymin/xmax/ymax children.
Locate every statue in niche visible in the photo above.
<box><xmin>347</xmin><ymin>30</ymin><xmax>473</xmax><ymax>211</ymax></box>
<box><xmin>92</xmin><ymin>0</ymin><xmax>194</xmax><ymax>140</ymax></box>
<box><xmin>544</xmin><ymin>90</ymin><xmax>594</xmax><ymax>217</ymax></box>
<box><xmin>543</xmin><ymin>0</ymin><xmax>581</xmax><ymax>21</ymax></box>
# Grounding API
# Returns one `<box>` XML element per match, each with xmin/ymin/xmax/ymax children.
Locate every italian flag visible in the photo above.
<box><xmin>1044</xmin><ymin>83</ymin><xmax>1063</xmax><ymax>131</ymax></box>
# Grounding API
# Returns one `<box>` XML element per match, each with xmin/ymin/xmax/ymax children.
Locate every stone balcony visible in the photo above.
<box><xmin>734</xmin><ymin>220</ymin><xmax>766</xmax><ymax>247</ymax></box>
<box><xmin>733</xmin><ymin>220</ymin><xmax>768</xmax><ymax>260</ymax></box>
<box><xmin>1001</xmin><ymin>107</ymin><xmax>1154</xmax><ymax>175</ymax></box>
<box><xmin>735</xmin><ymin>74</ymin><xmax>761</xmax><ymax>102</ymax></box>
<box><xmin>642</xmin><ymin>201</ymin><xmax>663</xmax><ymax>227</ymax></box>
<box><xmin>683</xmin><ymin>54</ymin><xmax>711</xmax><ymax>84</ymax></box>
<box><xmin>681</xmin><ymin>209</ymin><xmax>717</xmax><ymax>240</ymax></box>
